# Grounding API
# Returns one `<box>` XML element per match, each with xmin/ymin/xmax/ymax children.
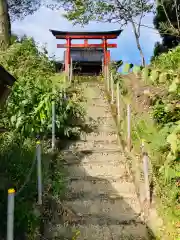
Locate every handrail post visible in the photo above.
<box><xmin>52</xmin><ymin>101</ymin><xmax>56</xmax><ymax>151</ymax></box>
<box><xmin>111</xmin><ymin>72</ymin><xmax>114</xmax><ymax>104</ymax></box>
<box><xmin>116</xmin><ymin>82</ymin><xmax>120</xmax><ymax>122</ymax></box>
<box><xmin>7</xmin><ymin>188</ymin><xmax>15</xmax><ymax>240</ymax></box>
<box><xmin>107</xmin><ymin>64</ymin><xmax>110</xmax><ymax>91</ymax></box>
<box><xmin>70</xmin><ymin>58</ymin><xmax>73</xmax><ymax>83</ymax></box>
<box><xmin>36</xmin><ymin>140</ymin><xmax>42</xmax><ymax>205</ymax></box>
<box><xmin>127</xmin><ymin>104</ymin><xmax>131</xmax><ymax>151</ymax></box>
<box><xmin>143</xmin><ymin>152</ymin><xmax>150</xmax><ymax>206</ymax></box>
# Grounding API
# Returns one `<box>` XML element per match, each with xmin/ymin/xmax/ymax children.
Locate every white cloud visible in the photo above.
<box><xmin>12</xmin><ymin>6</ymin><xmax>161</xmax><ymax>64</ymax></box>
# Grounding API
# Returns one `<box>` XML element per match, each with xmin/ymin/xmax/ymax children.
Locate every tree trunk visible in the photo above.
<box><xmin>131</xmin><ymin>20</ymin><xmax>146</xmax><ymax>67</ymax></box>
<box><xmin>0</xmin><ymin>0</ymin><xmax>11</xmax><ymax>50</ymax></box>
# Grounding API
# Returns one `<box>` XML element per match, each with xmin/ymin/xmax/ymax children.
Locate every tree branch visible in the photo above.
<box><xmin>174</xmin><ymin>0</ymin><xmax>180</xmax><ymax>33</ymax></box>
<box><xmin>137</xmin><ymin>0</ymin><xmax>144</xmax><ymax>37</ymax></box>
<box><xmin>160</xmin><ymin>0</ymin><xmax>176</xmax><ymax>31</ymax></box>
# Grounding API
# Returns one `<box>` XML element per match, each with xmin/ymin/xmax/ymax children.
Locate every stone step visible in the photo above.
<box><xmin>96</xmin><ymin>120</ymin><xmax>115</xmax><ymax>126</ymax></box>
<box><xmin>59</xmin><ymin>139</ymin><xmax>118</xmax><ymax>148</ymax></box>
<box><xmin>62</xmin><ymin>149</ymin><xmax>121</xmax><ymax>155</ymax></box>
<box><xmin>86</xmin><ymin>111</ymin><xmax>112</xmax><ymax>119</ymax></box>
<box><xmin>61</xmin><ymin>150</ymin><xmax>122</xmax><ymax>163</ymax></box>
<box><xmin>87</xmin><ymin>105</ymin><xmax>110</xmax><ymax>112</ymax></box>
<box><xmin>91</xmin><ymin>97</ymin><xmax>107</xmax><ymax>101</ymax></box>
<box><xmin>90</xmin><ymin>113</ymin><xmax>113</xmax><ymax>118</ymax></box>
<box><xmin>65</xmin><ymin>174</ymin><xmax>132</xmax><ymax>183</ymax></box>
<box><xmin>84</xmin><ymin>131</ymin><xmax>117</xmax><ymax>140</ymax></box>
<box><xmin>46</xmin><ymin>223</ymin><xmax>149</xmax><ymax>240</ymax></box>
<box><xmin>90</xmin><ymin>103</ymin><xmax>109</xmax><ymax>108</ymax></box>
<box><xmin>60</xmin><ymin>139</ymin><xmax>118</xmax><ymax>146</ymax></box>
<box><xmin>64</xmin><ymin>162</ymin><xmax>128</xmax><ymax>178</ymax></box>
<box><xmin>84</xmin><ymin>134</ymin><xmax>117</xmax><ymax>142</ymax></box>
<box><xmin>66</xmin><ymin>141</ymin><xmax>120</xmax><ymax>152</ymax></box>
<box><xmin>61</xmin><ymin>158</ymin><xmax>125</xmax><ymax>166</ymax></box>
<box><xmin>96</xmin><ymin>116</ymin><xmax>113</xmax><ymax>121</ymax></box>
<box><xmin>66</xmin><ymin>138</ymin><xmax>117</xmax><ymax>144</ymax></box>
<box><xmin>65</xmin><ymin>190</ymin><xmax>135</xmax><ymax>202</ymax></box>
<box><xmin>96</xmin><ymin>125</ymin><xmax>116</xmax><ymax>133</ymax></box>
<box><xmin>61</xmin><ymin>154</ymin><xmax>125</xmax><ymax>166</ymax></box>
<box><xmin>62</xmin><ymin>198</ymin><xmax>141</xmax><ymax>221</ymax></box>
<box><xmin>67</xmin><ymin>179</ymin><xmax>136</xmax><ymax>199</ymax></box>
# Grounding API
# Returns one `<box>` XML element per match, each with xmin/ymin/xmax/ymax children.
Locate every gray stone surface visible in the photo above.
<box><xmin>45</xmin><ymin>81</ymin><xmax>156</xmax><ymax>239</ymax></box>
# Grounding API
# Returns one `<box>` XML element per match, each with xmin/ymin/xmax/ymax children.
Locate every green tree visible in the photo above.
<box><xmin>8</xmin><ymin>0</ymin><xmax>41</xmax><ymax>20</ymax></box>
<box><xmin>0</xmin><ymin>0</ymin><xmax>10</xmax><ymax>50</ymax></box>
<box><xmin>59</xmin><ymin>0</ymin><xmax>153</xmax><ymax>66</ymax></box>
<box><xmin>152</xmin><ymin>0</ymin><xmax>180</xmax><ymax>59</ymax></box>
<box><xmin>0</xmin><ymin>0</ymin><xmax>41</xmax><ymax>50</ymax></box>
<box><xmin>0</xmin><ymin>0</ymin><xmax>59</xmax><ymax>50</ymax></box>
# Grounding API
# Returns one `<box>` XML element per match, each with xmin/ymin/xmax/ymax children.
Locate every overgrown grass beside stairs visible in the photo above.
<box><xmin>111</xmin><ymin>49</ymin><xmax>180</xmax><ymax>239</ymax></box>
<box><xmin>0</xmin><ymin>38</ymin><xmax>85</xmax><ymax>239</ymax></box>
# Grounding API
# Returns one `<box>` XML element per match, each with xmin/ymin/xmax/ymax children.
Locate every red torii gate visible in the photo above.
<box><xmin>50</xmin><ymin>29</ymin><xmax>122</xmax><ymax>74</ymax></box>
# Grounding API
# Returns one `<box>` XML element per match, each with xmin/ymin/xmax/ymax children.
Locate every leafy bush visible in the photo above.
<box><xmin>0</xmin><ymin>38</ymin><xmax>85</xmax><ymax>239</ymax></box>
<box><xmin>144</xmin><ymin>47</ymin><xmax>180</xmax><ymax>234</ymax></box>
<box><xmin>0</xmin><ymin>38</ymin><xmax>85</xmax><ymax>138</ymax></box>
<box><xmin>151</xmin><ymin>47</ymin><xmax>180</xmax><ymax>169</ymax></box>
<box><xmin>117</xmin><ymin>44</ymin><xmax>180</xmax><ymax>237</ymax></box>
<box><xmin>152</xmin><ymin>45</ymin><xmax>180</xmax><ymax>71</ymax></box>
<box><xmin>0</xmin><ymin>133</ymin><xmax>39</xmax><ymax>239</ymax></box>
<box><xmin>153</xmin><ymin>100</ymin><xmax>180</xmax><ymax>125</ymax></box>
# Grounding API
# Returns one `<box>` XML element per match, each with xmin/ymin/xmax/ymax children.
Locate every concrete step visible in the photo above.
<box><xmin>60</xmin><ymin>139</ymin><xmax>118</xmax><ymax>146</ymax></box>
<box><xmin>46</xmin><ymin>223</ymin><xmax>149</xmax><ymax>240</ymax></box>
<box><xmin>96</xmin><ymin>125</ymin><xmax>116</xmax><ymax>132</ymax></box>
<box><xmin>61</xmin><ymin>153</ymin><xmax>126</xmax><ymax>166</ymax></box>
<box><xmin>67</xmin><ymin>179</ymin><xmax>136</xmax><ymax>199</ymax></box>
<box><xmin>84</xmin><ymin>131</ymin><xmax>117</xmax><ymax>141</ymax></box>
<box><xmin>87</xmin><ymin>105</ymin><xmax>111</xmax><ymax>113</ymax></box>
<box><xmin>66</xmin><ymin>141</ymin><xmax>120</xmax><ymax>152</ymax></box>
<box><xmin>65</xmin><ymin>174</ymin><xmax>132</xmax><ymax>183</ymax></box>
<box><xmin>64</xmin><ymin>162</ymin><xmax>128</xmax><ymax>178</ymax></box>
<box><xmin>61</xmin><ymin>150</ymin><xmax>122</xmax><ymax>164</ymax></box>
<box><xmin>90</xmin><ymin>104</ymin><xmax>110</xmax><ymax>108</ymax></box>
<box><xmin>62</xmin><ymin>149</ymin><xmax>122</xmax><ymax>155</ymax></box>
<box><xmin>61</xmin><ymin>158</ymin><xmax>125</xmax><ymax>166</ymax></box>
<box><xmin>62</xmin><ymin>198</ymin><xmax>141</xmax><ymax>221</ymax></box>
<box><xmin>86</xmin><ymin>111</ymin><xmax>113</xmax><ymax>120</ymax></box>
<box><xmin>64</xmin><ymin>190</ymin><xmax>135</xmax><ymax>201</ymax></box>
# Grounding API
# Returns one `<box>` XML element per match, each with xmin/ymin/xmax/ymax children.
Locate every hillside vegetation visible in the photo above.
<box><xmin>0</xmin><ymin>38</ymin><xmax>85</xmax><ymax>239</ymax></box>
<box><xmin>117</xmin><ymin>46</ymin><xmax>180</xmax><ymax>238</ymax></box>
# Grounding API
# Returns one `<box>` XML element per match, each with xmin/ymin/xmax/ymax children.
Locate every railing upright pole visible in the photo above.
<box><xmin>143</xmin><ymin>152</ymin><xmax>150</xmax><ymax>206</ymax></box>
<box><xmin>7</xmin><ymin>188</ymin><xmax>15</xmax><ymax>240</ymax></box>
<box><xmin>116</xmin><ymin>82</ymin><xmax>120</xmax><ymax>121</ymax></box>
<box><xmin>52</xmin><ymin>101</ymin><xmax>56</xmax><ymax>151</ymax></box>
<box><xmin>107</xmin><ymin>64</ymin><xmax>110</xmax><ymax>92</ymax></box>
<box><xmin>127</xmin><ymin>104</ymin><xmax>131</xmax><ymax>151</ymax></box>
<box><xmin>36</xmin><ymin>140</ymin><xmax>42</xmax><ymax>205</ymax></box>
<box><xmin>111</xmin><ymin>72</ymin><xmax>114</xmax><ymax>103</ymax></box>
<box><xmin>70</xmin><ymin>58</ymin><xmax>73</xmax><ymax>83</ymax></box>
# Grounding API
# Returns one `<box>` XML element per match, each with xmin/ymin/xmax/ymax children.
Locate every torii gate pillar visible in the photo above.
<box><xmin>65</xmin><ymin>38</ymin><xmax>71</xmax><ymax>74</ymax></box>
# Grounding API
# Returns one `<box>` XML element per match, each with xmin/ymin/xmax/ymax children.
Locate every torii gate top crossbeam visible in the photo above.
<box><xmin>49</xmin><ymin>29</ymin><xmax>123</xmax><ymax>39</ymax></box>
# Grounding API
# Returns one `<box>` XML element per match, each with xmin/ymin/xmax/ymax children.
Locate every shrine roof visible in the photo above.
<box><xmin>49</xmin><ymin>29</ymin><xmax>122</xmax><ymax>39</ymax></box>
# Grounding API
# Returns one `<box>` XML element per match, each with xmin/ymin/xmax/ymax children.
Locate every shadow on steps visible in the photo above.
<box><xmin>40</xmin><ymin>141</ymin><xmax>156</xmax><ymax>240</ymax></box>
<box><xmin>40</xmin><ymin>82</ymin><xmax>157</xmax><ymax>240</ymax></box>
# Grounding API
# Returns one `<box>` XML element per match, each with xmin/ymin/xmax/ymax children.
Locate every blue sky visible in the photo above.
<box><xmin>12</xmin><ymin>5</ymin><xmax>161</xmax><ymax>65</ymax></box>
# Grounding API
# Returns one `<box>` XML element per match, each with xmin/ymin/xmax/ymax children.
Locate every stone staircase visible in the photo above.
<box><xmin>44</xmin><ymin>81</ymin><xmax>155</xmax><ymax>239</ymax></box>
